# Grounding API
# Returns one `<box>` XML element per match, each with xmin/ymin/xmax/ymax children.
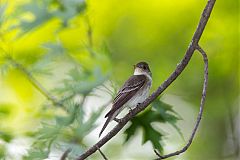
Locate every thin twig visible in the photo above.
<box><xmin>85</xmin><ymin>16</ymin><xmax>95</xmax><ymax>57</ymax></box>
<box><xmin>6</xmin><ymin>56</ymin><xmax>64</xmax><ymax>107</ymax></box>
<box><xmin>96</xmin><ymin>145</ymin><xmax>108</xmax><ymax>160</ymax></box>
<box><xmin>154</xmin><ymin>45</ymin><xmax>208</xmax><ymax>159</ymax></box>
<box><xmin>154</xmin><ymin>149</ymin><xmax>162</xmax><ymax>158</ymax></box>
<box><xmin>86</xmin><ymin>16</ymin><xmax>93</xmax><ymax>48</ymax></box>
<box><xmin>76</xmin><ymin>0</ymin><xmax>215</xmax><ymax>159</ymax></box>
<box><xmin>60</xmin><ymin>148</ymin><xmax>72</xmax><ymax>160</ymax></box>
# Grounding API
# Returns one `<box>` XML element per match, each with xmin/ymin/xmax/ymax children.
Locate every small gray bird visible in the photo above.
<box><xmin>99</xmin><ymin>62</ymin><xmax>152</xmax><ymax>137</ymax></box>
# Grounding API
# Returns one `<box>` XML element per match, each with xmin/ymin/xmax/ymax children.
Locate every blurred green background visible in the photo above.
<box><xmin>0</xmin><ymin>0</ymin><xmax>239</xmax><ymax>160</ymax></box>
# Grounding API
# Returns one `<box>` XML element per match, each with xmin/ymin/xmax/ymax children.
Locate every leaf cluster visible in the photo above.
<box><xmin>0</xmin><ymin>1</ymin><xmax>183</xmax><ymax>159</ymax></box>
<box><xmin>124</xmin><ymin>98</ymin><xmax>182</xmax><ymax>152</ymax></box>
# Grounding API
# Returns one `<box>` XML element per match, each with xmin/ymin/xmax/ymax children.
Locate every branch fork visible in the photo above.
<box><xmin>77</xmin><ymin>0</ymin><xmax>215</xmax><ymax>159</ymax></box>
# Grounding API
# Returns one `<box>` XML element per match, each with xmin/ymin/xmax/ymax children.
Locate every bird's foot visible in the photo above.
<box><xmin>128</xmin><ymin>107</ymin><xmax>134</xmax><ymax>116</ymax></box>
<box><xmin>114</xmin><ymin>118</ymin><xmax>122</xmax><ymax>123</ymax></box>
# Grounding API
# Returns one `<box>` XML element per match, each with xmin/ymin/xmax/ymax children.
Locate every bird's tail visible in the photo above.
<box><xmin>99</xmin><ymin>116</ymin><xmax>112</xmax><ymax>137</ymax></box>
<box><xmin>99</xmin><ymin>110</ymin><xmax>120</xmax><ymax>137</ymax></box>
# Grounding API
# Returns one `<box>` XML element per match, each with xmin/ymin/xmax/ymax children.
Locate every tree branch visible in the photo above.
<box><xmin>76</xmin><ymin>0</ymin><xmax>216</xmax><ymax>159</ymax></box>
<box><xmin>6</xmin><ymin>56</ymin><xmax>64</xmax><ymax>107</ymax></box>
<box><xmin>60</xmin><ymin>148</ymin><xmax>72</xmax><ymax>160</ymax></box>
<box><xmin>85</xmin><ymin>15</ymin><xmax>95</xmax><ymax>57</ymax></box>
<box><xmin>96</xmin><ymin>145</ymin><xmax>108</xmax><ymax>160</ymax></box>
<box><xmin>86</xmin><ymin>16</ymin><xmax>93</xmax><ymax>49</ymax></box>
<box><xmin>154</xmin><ymin>45</ymin><xmax>208</xmax><ymax>159</ymax></box>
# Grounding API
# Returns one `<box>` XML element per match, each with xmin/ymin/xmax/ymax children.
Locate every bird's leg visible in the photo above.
<box><xmin>129</xmin><ymin>103</ymin><xmax>141</xmax><ymax>115</ymax></box>
<box><xmin>128</xmin><ymin>107</ymin><xmax>133</xmax><ymax>111</ymax></box>
<box><xmin>114</xmin><ymin>118</ymin><xmax>122</xmax><ymax>123</ymax></box>
<box><xmin>128</xmin><ymin>106</ymin><xmax>135</xmax><ymax>116</ymax></box>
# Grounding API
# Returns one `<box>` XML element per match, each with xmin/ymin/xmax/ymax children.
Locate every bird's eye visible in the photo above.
<box><xmin>143</xmin><ymin>66</ymin><xmax>147</xmax><ymax>70</ymax></box>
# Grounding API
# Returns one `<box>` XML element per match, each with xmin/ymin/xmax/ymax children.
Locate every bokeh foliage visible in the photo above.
<box><xmin>0</xmin><ymin>0</ymin><xmax>113</xmax><ymax>159</ymax></box>
<box><xmin>0</xmin><ymin>0</ymin><xmax>239</xmax><ymax>160</ymax></box>
<box><xmin>0</xmin><ymin>0</ymin><xmax>182</xmax><ymax>159</ymax></box>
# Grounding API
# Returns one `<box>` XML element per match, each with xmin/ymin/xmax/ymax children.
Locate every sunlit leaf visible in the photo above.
<box><xmin>18</xmin><ymin>0</ymin><xmax>86</xmax><ymax>33</ymax></box>
<box><xmin>0</xmin><ymin>62</ymin><xmax>10</xmax><ymax>75</ymax></box>
<box><xmin>0</xmin><ymin>3</ymin><xmax>7</xmax><ymax>26</ymax></box>
<box><xmin>42</xmin><ymin>42</ymin><xmax>66</xmax><ymax>56</ymax></box>
<box><xmin>19</xmin><ymin>1</ymin><xmax>53</xmax><ymax>34</ymax></box>
<box><xmin>53</xmin><ymin>0</ymin><xmax>86</xmax><ymax>26</ymax></box>
<box><xmin>29</xmin><ymin>42</ymin><xmax>66</xmax><ymax>75</ymax></box>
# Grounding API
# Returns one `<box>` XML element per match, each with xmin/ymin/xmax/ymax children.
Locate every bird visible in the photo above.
<box><xmin>99</xmin><ymin>61</ymin><xmax>152</xmax><ymax>137</ymax></box>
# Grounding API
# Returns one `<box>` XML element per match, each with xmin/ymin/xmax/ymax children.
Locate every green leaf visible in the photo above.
<box><xmin>152</xmin><ymin>99</ymin><xmax>181</xmax><ymax>119</ymax></box>
<box><xmin>0</xmin><ymin>3</ymin><xmax>7</xmax><ymax>26</ymax></box>
<box><xmin>42</xmin><ymin>42</ymin><xmax>66</xmax><ymax>56</ymax></box>
<box><xmin>143</xmin><ymin>125</ymin><xmax>164</xmax><ymax>152</ymax></box>
<box><xmin>124</xmin><ymin>98</ymin><xmax>182</xmax><ymax>152</ymax></box>
<box><xmin>56</xmin><ymin>102</ymin><xmax>80</xmax><ymax>126</ymax></box>
<box><xmin>29</xmin><ymin>42</ymin><xmax>66</xmax><ymax>75</ymax></box>
<box><xmin>76</xmin><ymin>102</ymin><xmax>85</xmax><ymax>125</ymax></box>
<box><xmin>56</xmin><ymin>67</ymin><xmax>108</xmax><ymax>95</ymax></box>
<box><xmin>0</xmin><ymin>62</ymin><xmax>10</xmax><ymax>76</ymax></box>
<box><xmin>124</xmin><ymin>109</ymin><xmax>164</xmax><ymax>152</ymax></box>
<box><xmin>23</xmin><ymin>149</ymin><xmax>48</xmax><ymax>160</ymax></box>
<box><xmin>18</xmin><ymin>0</ymin><xmax>86</xmax><ymax>33</ymax></box>
<box><xmin>62</xmin><ymin>143</ymin><xmax>84</xmax><ymax>159</ymax></box>
<box><xmin>0</xmin><ymin>145</ymin><xmax>6</xmax><ymax>159</ymax></box>
<box><xmin>37</xmin><ymin>123</ymin><xmax>61</xmax><ymax>140</ymax></box>
<box><xmin>53</xmin><ymin>0</ymin><xmax>86</xmax><ymax>26</ymax></box>
<box><xmin>152</xmin><ymin>98</ymin><xmax>184</xmax><ymax>139</ymax></box>
<box><xmin>75</xmin><ymin>106</ymin><xmax>104</xmax><ymax>138</ymax></box>
<box><xmin>0</xmin><ymin>131</ymin><xmax>13</xmax><ymax>143</ymax></box>
<box><xmin>124</xmin><ymin>120</ymin><xmax>138</xmax><ymax>142</ymax></box>
<box><xmin>56</xmin><ymin>115</ymin><xmax>75</xmax><ymax>126</ymax></box>
<box><xmin>0</xmin><ymin>104</ymin><xmax>13</xmax><ymax>117</ymax></box>
<box><xmin>19</xmin><ymin>1</ymin><xmax>53</xmax><ymax>34</ymax></box>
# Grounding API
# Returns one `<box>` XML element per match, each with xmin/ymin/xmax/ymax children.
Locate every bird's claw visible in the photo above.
<box><xmin>114</xmin><ymin>118</ymin><xmax>122</xmax><ymax>123</ymax></box>
<box><xmin>128</xmin><ymin>107</ymin><xmax>134</xmax><ymax>116</ymax></box>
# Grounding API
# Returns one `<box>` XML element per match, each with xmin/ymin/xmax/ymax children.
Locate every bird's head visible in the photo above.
<box><xmin>133</xmin><ymin>61</ymin><xmax>152</xmax><ymax>77</ymax></box>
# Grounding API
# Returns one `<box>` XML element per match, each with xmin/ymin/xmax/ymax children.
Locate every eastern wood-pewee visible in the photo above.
<box><xmin>99</xmin><ymin>62</ymin><xmax>152</xmax><ymax>137</ymax></box>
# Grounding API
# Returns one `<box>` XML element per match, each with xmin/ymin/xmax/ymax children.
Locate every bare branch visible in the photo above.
<box><xmin>97</xmin><ymin>146</ymin><xmax>108</xmax><ymax>160</ymax></box>
<box><xmin>60</xmin><ymin>148</ymin><xmax>72</xmax><ymax>160</ymax></box>
<box><xmin>76</xmin><ymin>0</ymin><xmax>215</xmax><ymax>159</ymax></box>
<box><xmin>154</xmin><ymin>45</ymin><xmax>208</xmax><ymax>159</ymax></box>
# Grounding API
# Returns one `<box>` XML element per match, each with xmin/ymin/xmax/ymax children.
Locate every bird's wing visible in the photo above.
<box><xmin>105</xmin><ymin>75</ymin><xmax>146</xmax><ymax>118</ymax></box>
<box><xmin>99</xmin><ymin>75</ymin><xmax>146</xmax><ymax>137</ymax></box>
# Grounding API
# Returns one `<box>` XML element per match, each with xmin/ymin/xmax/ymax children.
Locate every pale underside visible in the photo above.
<box><xmin>109</xmin><ymin>75</ymin><xmax>152</xmax><ymax>122</ymax></box>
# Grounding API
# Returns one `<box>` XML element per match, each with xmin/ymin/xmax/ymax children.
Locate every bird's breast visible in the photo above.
<box><xmin>126</xmin><ymin>81</ymin><xmax>151</xmax><ymax>109</ymax></box>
